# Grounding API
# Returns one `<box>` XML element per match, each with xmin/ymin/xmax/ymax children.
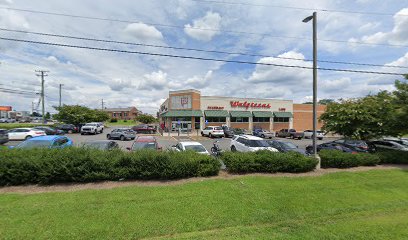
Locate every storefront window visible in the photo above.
<box><xmin>253</xmin><ymin>117</ymin><xmax>270</xmax><ymax>122</ymax></box>
<box><xmin>171</xmin><ymin>117</ymin><xmax>192</xmax><ymax>121</ymax></box>
<box><xmin>205</xmin><ymin>117</ymin><xmax>226</xmax><ymax>122</ymax></box>
<box><xmin>273</xmin><ymin>117</ymin><xmax>290</xmax><ymax>123</ymax></box>
<box><xmin>195</xmin><ymin>117</ymin><xmax>200</xmax><ymax>129</ymax></box>
<box><xmin>231</xmin><ymin>117</ymin><xmax>249</xmax><ymax>122</ymax></box>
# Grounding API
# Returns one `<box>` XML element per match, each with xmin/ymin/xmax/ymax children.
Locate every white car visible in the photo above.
<box><xmin>230</xmin><ymin>135</ymin><xmax>278</xmax><ymax>152</ymax></box>
<box><xmin>0</xmin><ymin>118</ymin><xmax>16</xmax><ymax>123</ymax></box>
<box><xmin>201</xmin><ymin>126</ymin><xmax>224</xmax><ymax>138</ymax></box>
<box><xmin>171</xmin><ymin>141</ymin><xmax>210</xmax><ymax>155</ymax></box>
<box><xmin>303</xmin><ymin>130</ymin><xmax>324</xmax><ymax>140</ymax></box>
<box><xmin>81</xmin><ymin>123</ymin><xmax>104</xmax><ymax>135</ymax></box>
<box><xmin>7</xmin><ymin>128</ymin><xmax>46</xmax><ymax>140</ymax></box>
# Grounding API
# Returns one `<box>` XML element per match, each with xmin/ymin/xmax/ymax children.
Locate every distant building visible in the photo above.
<box><xmin>0</xmin><ymin>106</ymin><xmax>12</xmax><ymax>118</ymax></box>
<box><xmin>103</xmin><ymin>107</ymin><xmax>140</xmax><ymax>120</ymax></box>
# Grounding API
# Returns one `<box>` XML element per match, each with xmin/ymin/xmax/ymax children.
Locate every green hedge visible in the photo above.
<box><xmin>221</xmin><ymin>151</ymin><xmax>318</xmax><ymax>174</ymax></box>
<box><xmin>0</xmin><ymin>123</ymin><xmax>54</xmax><ymax>130</ymax></box>
<box><xmin>375</xmin><ymin>151</ymin><xmax>408</xmax><ymax>164</ymax></box>
<box><xmin>319</xmin><ymin>150</ymin><xmax>380</xmax><ymax>168</ymax></box>
<box><xmin>0</xmin><ymin>148</ymin><xmax>220</xmax><ymax>186</ymax></box>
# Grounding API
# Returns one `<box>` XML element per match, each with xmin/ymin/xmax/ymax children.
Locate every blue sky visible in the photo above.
<box><xmin>0</xmin><ymin>0</ymin><xmax>407</xmax><ymax>114</ymax></box>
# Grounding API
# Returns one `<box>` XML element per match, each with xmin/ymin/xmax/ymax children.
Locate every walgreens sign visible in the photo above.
<box><xmin>230</xmin><ymin>101</ymin><xmax>271</xmax><ymax>109</ymax></box>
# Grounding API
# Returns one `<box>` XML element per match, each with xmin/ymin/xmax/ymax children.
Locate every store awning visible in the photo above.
<box><xmin>230</xmin><ymin>111</ymin><xmax>252</xmax><ymax>117</ymax></box>
<box><xmin>252</xmin><ymin>111</ymin><xmax>273</xmax><ymax>117</ymax></box>
<box><xmin>161</xmin><ymin>110</ymin><xmax>203</xmax><ymax>117</ymax></box>
<box><xmin>204</xmin><ymin>110</ymin><xmax>229</xmax><ymax>117</ymax></box>
<box><xmin>273</xmin><ymin>112</ymin><xmax>293</xmax><ymax>118</ymax></box>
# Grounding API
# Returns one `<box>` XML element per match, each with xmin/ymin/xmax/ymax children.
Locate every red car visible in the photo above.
<box><xmin>131</xmin><ymin>124</ymin><xmax>156</xmax><ymax>134</ymax></box>
<box><xmin>127</xmin><ymin>136</ymin><xmax>162</xmax><ymax>151</ymax></box>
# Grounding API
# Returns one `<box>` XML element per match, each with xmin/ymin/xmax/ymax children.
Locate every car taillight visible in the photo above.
<box><xmin>35</xmin><ymin>132</ymin><xmax>44</xmax><ymax>134</ymax></box>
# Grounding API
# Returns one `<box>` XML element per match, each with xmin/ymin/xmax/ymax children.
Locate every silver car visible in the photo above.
<box><xmin>107</xmin><ymin>128</ymin><xmax>136</xmax><ymax>141</ymax></box>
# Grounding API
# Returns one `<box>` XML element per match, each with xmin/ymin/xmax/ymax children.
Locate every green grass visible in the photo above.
<box><xmin>0</xmin><ymin>170</ymin><xmax>407</xmax><ymax>239</ymax></box>
<box><xmin>104</xmin><ymin>119</ymin><xmax>140</xmax><ymax>127</ymax></box>
<box><xmin>0</xmin><ymin>123</ymin><xmax>46</xmax><ymax>130</ymax></box>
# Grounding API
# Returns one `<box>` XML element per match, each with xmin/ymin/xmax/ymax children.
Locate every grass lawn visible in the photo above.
<box><xmin>0</xmin><ymin>170</ymin><xmax>407</xmax><ymax>239</ymax></box>
<box><xmin>104</xmin><ymin>120</ymin><xmax>140</xmax><ymax>127</ymax></box>
<box><xmin>0</xmin><ymin>123</ymin><xmax>45</xmax><ymax>130</ymax></box>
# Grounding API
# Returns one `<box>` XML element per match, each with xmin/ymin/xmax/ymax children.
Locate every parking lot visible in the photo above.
<box><xmin>4</xmin><ymin>126</ymin><xmax>338</xmax><ymax>151</ymax></box>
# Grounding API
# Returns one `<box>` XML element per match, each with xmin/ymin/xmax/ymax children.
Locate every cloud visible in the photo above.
<box><xmin>123</xmin><ymin>22</ymin><xmax>163</xmax><ymax>41</ymax></box>
<box><xmin>352</xmin><ymin>8</ymin><xmax>408</xmax><ymax>45</ymax></box>
<box><xmin>320</xmin><ymin>77</ymin><xmax>351</xmax><ymax>91</ymax></box>
<box><xmin>184</xmin><ymin>11</ymin><xmax>222</xmax><ymax>41</ymax></box>
<box><xmin>138</xmin><ymin>70</ymin><xmax>168</xmax><ymax>90</ymax></box>
<box><xmin>185</xmin><ymin>70</ymin><xmax>213</xmax><ymax>88</ymax></box>
<box><xmin>108</xmin><ymin>78</ymin><xmax>132</xmax><ymax>91</ymax></box>
<box><xmin>248</xmin><ymin>51</ymin><xmax>312</xmax><ymax>85</ymax></box>
<box><xmin>0</xmin><ymin>0</ymin><xmax>12</xmax><ymax>5</ymax></box>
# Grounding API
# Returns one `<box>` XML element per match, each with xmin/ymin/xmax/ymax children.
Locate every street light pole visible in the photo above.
<box><xmin>303</xmin><ymin>12</ymin><xmax>320</xmax><ymax>169</ymax></box>
<box><xmin>59</xmin><ymin>84</ymin><xmax>64</xmax><ymax>107</ymax></box>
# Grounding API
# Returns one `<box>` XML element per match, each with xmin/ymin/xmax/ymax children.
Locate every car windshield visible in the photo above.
<box><xmin>345</xmin><ymin>140</ymin><xmax>367</xmax><ymax>146</ymax></box>
<box><xmin>185</xmin><ymin>145</ymin><xmax>207</xmax><ymax>152</ymax></box>
<box><xmin>281</xmin><ymin>142</ymin><xmax>297</xmax><ymax>149</ymax></box>
<box><xmin>132</xmin><ymin>142</ymin><xmax>157</xmax><ymax>150</ymax></box>
<box><xmin>16</xmin><ymin>140</ymin><xmax>51</xmax><ymax>148</ymax></box>
<box><xmin>247</xmin><ymin>140</ymin><xmax>270</xmax><ymax>147</ymax></box>
<box><xmin>83</xmin><ymin>142</ymin><xmax>109</xmax><ymax>149</ymax></box>
<box><xmin>85</xmin><ymin>123</ymin><xmax>97</xmax><ymax>126</ymax></box>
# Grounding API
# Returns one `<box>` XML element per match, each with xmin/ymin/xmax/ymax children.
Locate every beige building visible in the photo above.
<box><xmin>158</xmin><ymin>89</ymin><xmax>320</xmax><ymax>132</ymax></box>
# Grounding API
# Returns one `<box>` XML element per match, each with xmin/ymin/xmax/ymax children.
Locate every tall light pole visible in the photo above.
<box><xmin>59</xmin><ymin>84</ymin><xmax>64</xmax><ymax>107</ymax></box>
<box><xmin>303</xmin><ymin>12</ymin><xmax>320</xmax><ymax>169</ymax></box>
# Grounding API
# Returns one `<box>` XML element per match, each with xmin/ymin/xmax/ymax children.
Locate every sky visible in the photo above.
<box><xmin>0</xmin><ymin>0</ymin><xmax>407</xmax><ymax>114</ymax></box>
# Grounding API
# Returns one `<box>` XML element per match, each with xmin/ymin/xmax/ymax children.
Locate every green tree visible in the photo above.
<box><xmin>53</xmin><ymin>105</ymin><xmax>109</xmax><ymax>125</ymax></box>
<box><xmin>393</xmin><ymin>75</ymin><xmax>408</xmax><ymax>135</ymax></box>
<box><xmin>45</xmin><ymin>112</ymin><xmax>51</xmax><ymax>120</ymax></box>
<box><xmin>135</xmin><ymin>114</ymin><xmax>157</xmax><ymax>124</ymax></box>
<box><xmin>318</xmin><ymin>99</ymin><xmax>335</xmax><ymax>105</ymax></box>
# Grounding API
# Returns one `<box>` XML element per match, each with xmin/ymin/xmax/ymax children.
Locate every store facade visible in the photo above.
<box><xmin>159</xmin><ymin>89</ymin><xmax>324</xmax><ymax>132</ymax></box>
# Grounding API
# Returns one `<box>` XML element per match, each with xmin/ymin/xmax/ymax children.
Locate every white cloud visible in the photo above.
<box><xmin>321</xmin><ymin>77</ymin><xmax>351</xmax><ymax>91</ymax></box>
<box><xmin>0</xmin><ymin>0</ymin><xmax>12</xmax><ymax>5</ymax></box>
<box><xmin>109</xmin><ymin>78</ymin><xmax>132</xmax><ymax>91</ymax></box>
<box><xmin>184</xmin><ymin>11</ymin><xmax>222</xmax><ymax>41</ymax></box>
<box><xmin>185</xmin><ymin>70</ymin><xmax>213</xmax><ymax>88</ymax></box>
<box><xmin>138</xmin><ymin>70</ymin><xmax>168</xmax><ymax>90</ymax></box>
<box><xmin>123</xmin><ymin>22</ymin><xmax>163</xmax><ymax>41</ymax></box>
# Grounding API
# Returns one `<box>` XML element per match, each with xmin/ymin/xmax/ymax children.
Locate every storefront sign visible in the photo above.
<box><xmin>207</xmin><ymin>106</ymin><xmax>224</xmax><ymax>110</ymax></box>
<box><xmin>230</xmin><ymin>101</ymin><xmax>271</xmax><ymax>109</ymax></box>
<box><xmin>278</xmin><ymin>108</ymin><xmax>286</xmax><ymax>112</ymax></box>
<box><xmin>171</xmin><ymin>95</ymin><xmax>192</xmax><ymax>109</ymax></box>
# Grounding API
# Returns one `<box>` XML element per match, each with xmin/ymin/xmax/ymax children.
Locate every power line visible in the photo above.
<box><xmin>0</xmin><ymin>87</ymin><xmax>39</xmax><ymax>94</ymax></box>
<box><xmin>0</xmin><ymin>36</ymin><xmax>405</xmax><ymax>76</ymax></box>
<box><xmin>1</xmin><ymin>7</ymin><xmax>407</xmax><ymax>48</ymax></box>
<box><xmin>192</xmin><ymin>0</ymin><xmax>408</xmax><ymax>17</ymax></box>
<box><xmin>2</xmin><ymin>28</ymin><xmax>407</xmax><ymax>69</ymax></box>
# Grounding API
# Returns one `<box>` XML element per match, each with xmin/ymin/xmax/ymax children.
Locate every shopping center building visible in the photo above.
<box><xmin>159</xmin><ymin>89</ymin><xmax>325</xmax><ymax>132</ymax></box>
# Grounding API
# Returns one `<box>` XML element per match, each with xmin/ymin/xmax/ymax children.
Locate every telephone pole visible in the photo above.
<box><xmin>35</xmin><ymin>70</ymin><xmax>49</xmax><ymax>124</ymax></box>
<box><xmin>101</xmin><ymin>99</ymin><xmax>105</xmax><ymax>110</ymax></box>
<box><xmin>59</xmin><ymin>84</ymin><xmax>64</xmax><ymax>107</ymax></box>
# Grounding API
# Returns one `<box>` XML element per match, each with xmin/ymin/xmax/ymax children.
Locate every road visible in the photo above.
<box><xmin>4</xmin><ymin>127</ymin><xmax>338</xmax><ymax>152</ymax></box>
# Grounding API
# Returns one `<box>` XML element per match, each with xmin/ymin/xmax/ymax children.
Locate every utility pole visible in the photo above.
<box><xmin>35</xmin><ymin>70</ymin><xmax>49</xmax><ymax>124</ymax></box>
<box><xmin>59</xmin><ymin>84</ymin><xmax>64</xmax><ymax>107</ymax></box>
<box><xmin>32</xmin><ymin>101</ymin><xmax>35</xmax><ymax>115</ymax></box>
<box><xmin>101</xmin><ymin>99</ymin><xmax>105</xmax><ymax>110</ymax></box>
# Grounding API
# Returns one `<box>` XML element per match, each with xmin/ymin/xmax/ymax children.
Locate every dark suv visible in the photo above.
<box><xmin>132</xmin><ymin>124</ymin><xmax>156</xmax><ymax>134</ymax></box>
<box><xmin>56</xmin><ymin>124</ymin><xmax>79</xmax><ymax>133</ymax></box>
<box><xmin>0</xmin><ymin>129</ymin><xmax>9</xmax><ymax>144</ymax></box>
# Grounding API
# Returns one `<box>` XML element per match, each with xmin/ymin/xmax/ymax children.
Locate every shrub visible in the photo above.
<box><xmin>110</xmin><ymin>119</ymin><xmax>118</xmax><ymax>123</ymax></box>
<box><xmin>123</xmin><ymin>119</ymin><xmax>127</xmax><ymax>122</ymax></box>
<box><xmin>375</xmin><ymin>151</ymin><xmax>408</xmax><ymax>164</ymax></box>
<box><xmin>0</xmin><ymin>148</ymin><xmax>220</xmax><ymax>186</ymax></box>
<box><xmin>221</xmin><ymin>151</ymin><xmax>318</xmax><ymax>174</ymax></box>
<box><xmin>319</xmin><ymin>150</ymin><xmax>380</xmax><ymax>168</ymax></box>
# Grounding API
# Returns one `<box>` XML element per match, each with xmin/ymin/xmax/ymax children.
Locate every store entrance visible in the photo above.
<box><xmin>171</xmin><ymin>117</ymin><xmax>192</xmax><ymax>132</ymax></box>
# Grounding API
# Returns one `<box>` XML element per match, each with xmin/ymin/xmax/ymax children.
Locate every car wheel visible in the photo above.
<box><xmin>298</xmin><ymin>137</ymin><xmax>302</xmax><ymax>140</ymax></box>
<box><xmin>25</xmin><ymin>135</ymin><xmax>32</xmax><ymax>140</ymax></box>
<box><xmin>107</xmin><ymin>134</ymin><xmax>111</xmax><ymax>140</ymax></box>
<box><xmin>231</xmin><ymin>145</ymin><xmax>237</xmax><ymax>152</ymax></box>
<box><xmin>120</xmin><ymin>135</ymin><xmax>125</xmax><ymax>141</ymax></box>
<box><xmin>318</xmin><ymin>138</ymin><xmax>323</xmax><ymax>140</ymax></box>
<box><xmin>68</xmin><ymin>130</ymin><xmax>73</xmax><ymax>134</ymax></box>
<box><xmin>100</xmin><ymin>129</ymin><xmax>104</xmax><ymax>134</ymax></box>
<box><xmin>201</xmin><ymin>132</ymin><xmax>204</xmax><ymax>136</ymax></box>
<box><xmin>209</xmin><ymin>133</ymin><xmax>212</xmax><ymax>138</ymax></box>
<box><xmin>94</xmin><ymin>130</ymin><xmax>97</xmax><ymax>135</ymax></box>
<box><xmin>81</xmin><ymin>133</ymin><xmax>84</xmax><ymax>135</ymax></box>
<box><xmin>261</xmin><ymin>134</ymin><xmax>265</xmax><ymax>138</ymax></box>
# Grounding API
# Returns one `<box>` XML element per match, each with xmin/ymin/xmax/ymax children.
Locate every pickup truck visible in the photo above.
<box><xmin>276</xmin><ymin>129</ymin><xmax>304</xmax><ymax>139</ymax></box>
<box><xmin>81</xmin><ymin>122</ymin><xmax>104</xmax><ymax>135</ymax></box>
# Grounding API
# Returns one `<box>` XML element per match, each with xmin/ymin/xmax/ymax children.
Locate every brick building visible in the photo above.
<box><xmin>104</xmin><ymin>107</ymin><xmax>140</xmax><ymax>120</ymax></box>
<box><xmin>293</xmin><ymin>104</ymin><xmax>326</xmax><ymax>132</ymax></box>
<box><xmin>159</xmin><ymin>89</ymin><xmax>326</xmax><ymax>132</ymax></box>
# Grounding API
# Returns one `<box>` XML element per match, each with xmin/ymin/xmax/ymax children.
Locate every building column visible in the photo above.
<box><xmin>226</xmin><ymin>116</ymin><xmax>230</xmax><ymax>127</ymax></box>
<box><xmin>249</xmin><ymin>116</ymin><xmax>253</xmax><ymax>131</ymax></box>
<box><xmin>270</xmin><ymin>117</ymin><xmax>273</xmax><ymax>132</ymax></box>
<box><xmin>289</xmin><ymin>116</ymin><xmax>294</xmax><ymax>129</ymax></box>
<box><xmin>200</xmin><ymin>116</ymin><xmax>205</xmax><ymax>130</ymax></box>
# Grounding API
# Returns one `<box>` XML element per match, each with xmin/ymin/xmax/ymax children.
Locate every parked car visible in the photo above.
<box><xmin>56</xmin><ymin>124</ymin><xmax>79</xmax><ymax>134</ymax></box>
<box><xmin>221</xmin><ymin>126</ymin><xmax>234</xmax><ymax>138</ymax></box>
<box><xmin>230</xmin><ymin>135</ymin><xmax>278</xmax><ymax>152</ymax></box>
<box><xmin>107</xmin><ymin>128</ymin><xmax>136</xmax><ymax>141</ymax></box>
<box><xmin>0</xmin><ymin>129</ymin><xmax>9</xmax><ymax>144</ymax></box>
<box><xmin>132</xmin><ymin>124</ymin><xmax>156</xmax><ymax>134</ymax></box>
<box><xmin>306</xmin><ymin>142</ymin><xmax>356</xmax><ymax>154</ymax></box>
<box><xmin>331</xmin><ymin>139</ymin><xmax>371</xmax><ymax>153</ymax></box>
<box><xmin>232</xmin><ymin>128</ymin><xmax>247</xmax><ymax>135</ymax></box>
<box><xmin>171</xmin><ymin>141</ymin><xmax>210</xmax><ymax>155</ymax></box>
<box><xmin>382</xmin><ymin>138</ymin><xmax>408</xmax><ymax>147</ymax></box>
<box><xmin>276</xmin><ymin>129</ymin><xmax>304</xmax><ymax>139</ymax></box>
<box><xmin>303</xmin><ymin>130</ymin><xmax>324</xmax><ymax>140</ymax></box>
<box><xmin>267</xmin><ymin>140</ymin><xmax>308</xmax><ymax>155</ymax></box>
<box><xmin>10</xmin><ymin>135</ymin><xmax>73</xmax><ymax>149</ymax></box>
<box><xmin>82</xmin><ymin>140</ymin><xmax>119</xmax><ymax>150</ymax></box>
<box><xmin>370</xmin><ymin>140</ymin><xmax>408</xmax><ymax>152</ymax></box>
<box><xmin>127</xmin><ymin>136</ymin><xmax>161</xmax><ymax>151</ymax></box>
<box><xmin>0</xmin><ymin>118</ymin><xmax>16</xmax><ymax>123</ymax></box>
<box><xmin>81</xmin><ymin>122</ymin><xmax>104</xmax><ymax>135</ymax></box>
<box><xmin>253</xmin><ymin>128</ymin><xmax>275</xmax><ymax>139</ymax></box>
<box><xmin>201</xmin><ymin>126</ymin><xmax>224</xmax><ymax>138</ymax></box>
<box><xmin>33</xmin><ymin>126</ymin><xmax>65</xmax><ymax>135</ymax></box>
<box><xmin>7</xmin><ymin>128</ymin><xmax>46</xmax><ymax>140</ymax></box>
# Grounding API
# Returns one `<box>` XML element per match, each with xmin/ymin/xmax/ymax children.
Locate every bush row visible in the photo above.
<box><xmin>0</xmin><ymin>148</ymin><xmax>220</xmax><ymax>186</ymax></box>
<box><xmin>319</xmin><ymin>150</ymin><xmax>380</xmax><ymax>168</ymax></box>
<box><xmin>375</xmin><ymin>151</ymin><xmax>408</xmax><ymax>164</ymax></box>
<box><xmin>221</xmin><ymin>151</ymin><xmax>318</xmax><ymax>174</ymax></box>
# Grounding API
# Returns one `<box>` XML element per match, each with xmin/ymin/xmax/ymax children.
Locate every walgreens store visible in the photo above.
<box><xmin>159</xmin><ymin>89</ymin><xmax>325</xmax><ymax>132</ymax></box>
